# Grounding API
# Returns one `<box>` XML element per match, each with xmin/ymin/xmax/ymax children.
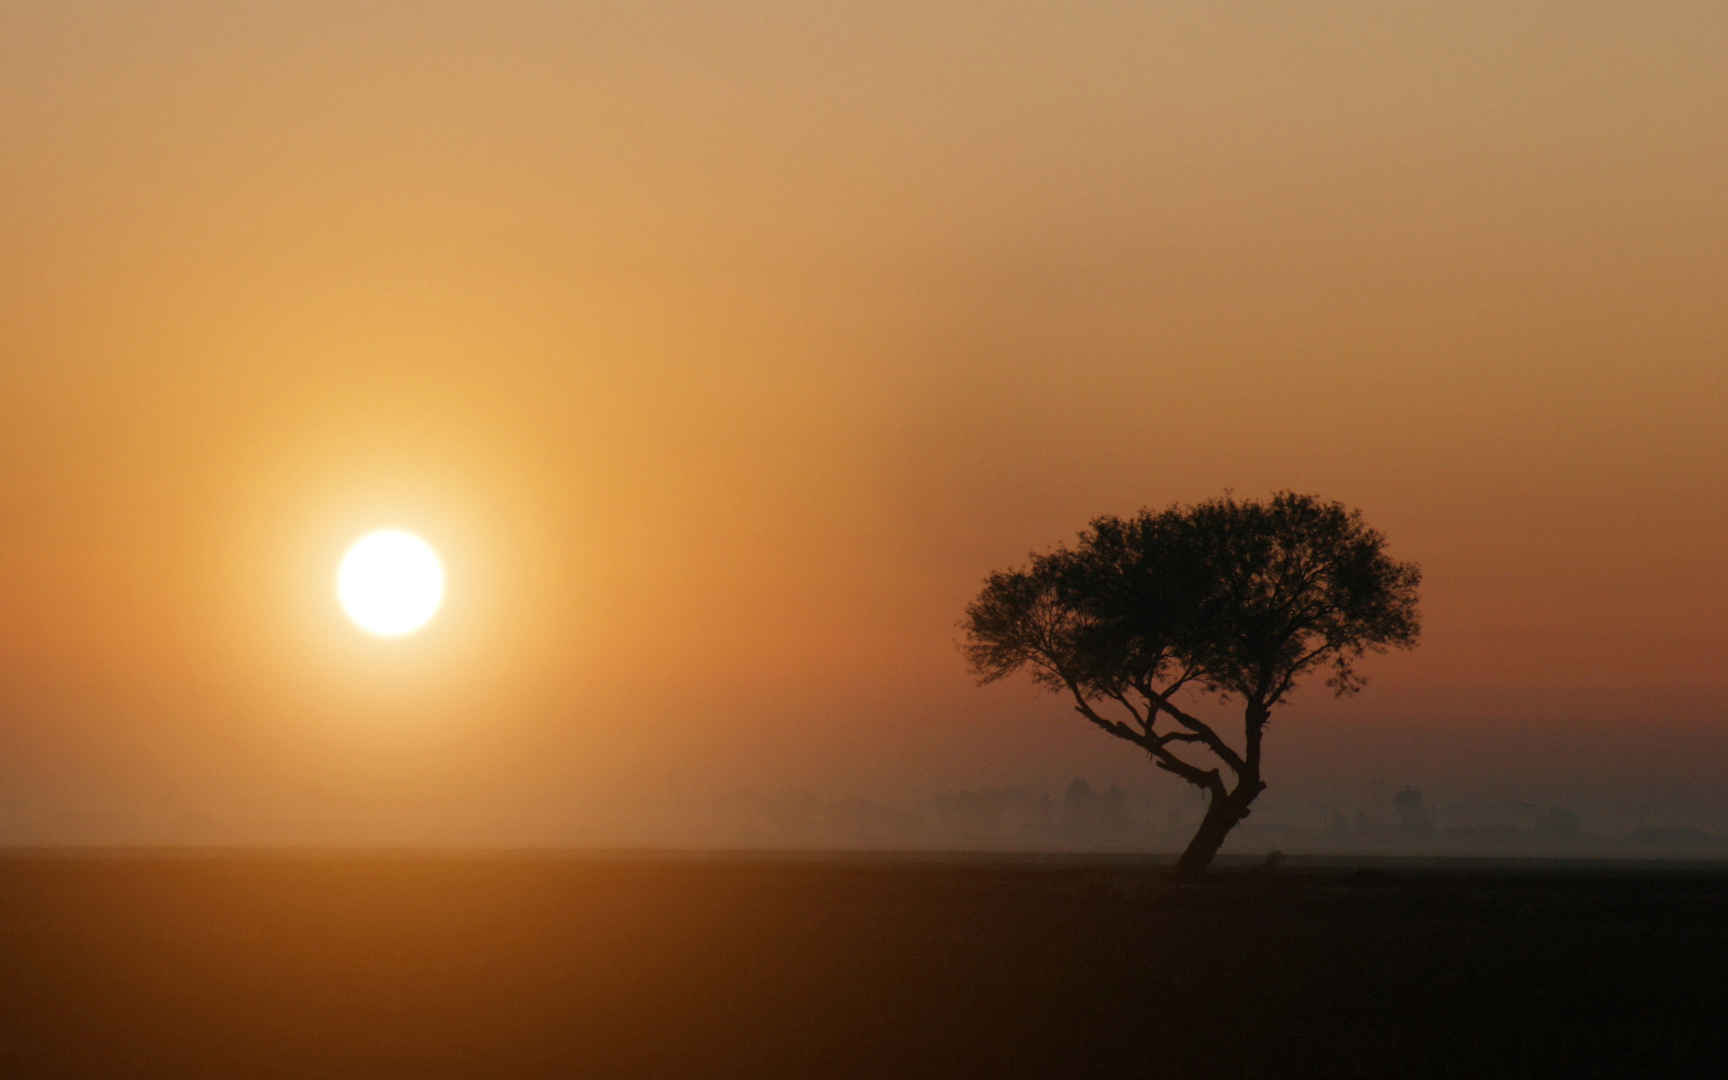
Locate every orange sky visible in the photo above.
<box><xmin>3</xmin><ymin>2</ymin><xmax>1724</xmax><ymax>842</ymax></box>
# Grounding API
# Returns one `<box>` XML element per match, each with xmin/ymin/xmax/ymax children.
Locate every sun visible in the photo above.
<box><xmin>337</xmin><ymin>529</ymin><xmax>445</xmax><ymax>637</ymax></box>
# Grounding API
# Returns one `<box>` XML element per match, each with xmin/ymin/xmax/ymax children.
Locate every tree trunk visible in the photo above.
<box><xmin>1174</xmin><ymin>786</ymin><xmax>1258</xmax><ymax>878</ymax></box>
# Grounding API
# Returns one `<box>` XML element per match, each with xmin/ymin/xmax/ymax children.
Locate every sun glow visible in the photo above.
<box><xmin>338</xmin><ymin>530</ymin><xmax>445</xmax><ymax>637</ymax></box>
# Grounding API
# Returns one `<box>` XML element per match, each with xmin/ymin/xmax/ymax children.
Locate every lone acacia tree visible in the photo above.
<box><xmin>962</xmin><ymin>492</ymin><xmax>1421</xmax><ymax>875</ymax></box>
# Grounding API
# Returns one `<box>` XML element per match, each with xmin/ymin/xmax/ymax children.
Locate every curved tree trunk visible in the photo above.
<box><xmin>1174</xmin><ymin>785</ymin><xmax>1259</xmax><ymax>878</ymax></box>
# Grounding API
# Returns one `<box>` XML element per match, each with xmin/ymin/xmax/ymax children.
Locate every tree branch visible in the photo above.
<box><xmin>1064</xmin><ymin>683</ymin><xmax>1152</xmax><ymax>751</ymax></box>
<box><xmin>1156</xmin><ymin>731</ymin><xmax>1212</xmax><ymax>748</ymax></box>
<box><xmin>1150</xmin><ymin>754</ymin><xmax>1227</xmax><ymax>798</ymax></box>
<box><xmin>1105</xmin><ymin>690</ymin><xmax>1152</xmax><ymax>737</ymax></box>
<box><xmin>1267</xmin><ymin>643</ymin><xmax>1334</xmax><ymax>704</ymax></box>
<box><xmin>1138</xmin><ymin>684</ymin><xmax>1247</xmax><ymax>777</ymax></box>
<box><xmin>1065</xmin><ymin>682</ymin><xmax>1224</xmax><ymax>798</ymax></box>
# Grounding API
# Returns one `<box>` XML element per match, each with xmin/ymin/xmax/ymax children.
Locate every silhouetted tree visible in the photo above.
<box><xmin>962</xmin><ymin>492</ymin><xmax>1421</xmax><ymax>876</ymax></box>
<box><xmin>1062</xmin><ymin>778</ymin><xmax>1099</xmax><ymax>824</ymax></box>
<box><xmin>1393</xmin><ymin>787</ymin><xmax>1434</xmax><ymax>835</ymax></box>
<box><xmin>1534</xmin><ymin>806</ymin><xmax>1581</xmax><ymax>840</ymax></box>
<box><xmin>1059</xmin><ymin>778</ymin><xmax>1131</xmax><ymax>839</ymax></box>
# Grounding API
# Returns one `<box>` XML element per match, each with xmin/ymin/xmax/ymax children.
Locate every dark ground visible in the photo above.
<box><xmin>3</xmin><ymin>852</ymin><xmax>1724</xmax><ymax>1078</ymax></box>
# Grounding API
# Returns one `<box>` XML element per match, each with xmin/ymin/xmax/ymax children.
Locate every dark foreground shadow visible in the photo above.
<box><xmin>2</xmin><ymin>852</ymin><xmax>1724</xmax><ymax>1078</ymax></box>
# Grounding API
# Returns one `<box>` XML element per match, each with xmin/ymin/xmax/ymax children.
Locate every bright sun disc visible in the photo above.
<box><xmin>338</xmin><ymin>530</ymin><xmax>444</xmax><ymax>637</ymax></box>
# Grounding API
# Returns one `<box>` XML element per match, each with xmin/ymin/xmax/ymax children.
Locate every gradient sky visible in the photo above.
<box><xmin>4</xmin><ymin>1</ymin><xmax>1724</xmax><ymax>843</ymax></box>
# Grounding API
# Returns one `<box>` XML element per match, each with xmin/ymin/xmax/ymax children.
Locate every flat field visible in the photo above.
<box><xmin>3</xmin><ymin>853</ymin><xmax>1723</xmax><ymax>1077</ymax></box>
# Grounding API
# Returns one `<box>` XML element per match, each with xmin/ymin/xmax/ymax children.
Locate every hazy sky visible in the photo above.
<box><xmin>4</xmin><ymin>1</ymin><xmax>1724</xmax><ymax>842</ymax></box>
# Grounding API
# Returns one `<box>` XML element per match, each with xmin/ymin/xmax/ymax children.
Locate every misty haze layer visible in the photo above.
<box><xmin>2</xmin><ymin>2</ymin><xmax>1724</xmax><ymax>847</ymax></box>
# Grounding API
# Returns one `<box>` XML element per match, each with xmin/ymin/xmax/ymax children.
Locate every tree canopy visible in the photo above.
<box><xmin>962</xmin><ymin>492</ymin><xmax>1421</xmax><ymax>874</ymax></box>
